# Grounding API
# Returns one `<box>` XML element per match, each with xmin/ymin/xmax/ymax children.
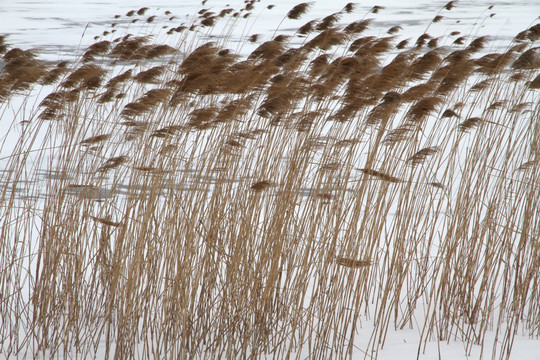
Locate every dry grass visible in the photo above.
<box><xmin>0</xmin><ymin>2</ymin><xmax>539</xmax><ymax>359</ymax></box>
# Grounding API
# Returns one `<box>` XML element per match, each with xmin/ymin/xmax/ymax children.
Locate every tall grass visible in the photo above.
<box><xmin>1</xmin><ymin>1</ymin><xmax>539</xmax><ymax>359</ymax></box>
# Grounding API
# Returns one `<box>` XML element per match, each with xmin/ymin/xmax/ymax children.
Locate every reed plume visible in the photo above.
<box><xmin>287</xmin><ymin>2</ymin><xmax>312</xmax><ymax>20</ymax></box>
<box><xmin>407</xmin><ymin>146</ymin><xmax>440</xmax><ymax>166</ymax></box>
<box><xmin>250</xmin><ymin>180</ymin><xmax>274</xmax><ymax>192</ymax></box>
<box><xmin>336</xmin><ymin>257</ymin><xmax>371</xmax><ymax>268</ymax></box>
<box><xmin>360</xmin><ymin>168</ymin><xmax>402</xmax><ymax>183</ymax></box>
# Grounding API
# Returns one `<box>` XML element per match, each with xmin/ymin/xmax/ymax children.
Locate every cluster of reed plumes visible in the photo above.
<box><xmin>1</xmin><ymin>1</ymin><xmax>539</xmax><ymax>358</ymax></box>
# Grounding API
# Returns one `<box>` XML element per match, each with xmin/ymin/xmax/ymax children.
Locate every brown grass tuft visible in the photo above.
<box><xmin>61</xmin><ymin>64</ymin><xmax>107</xmax><ymax>89</ymax></box>
<box><xmin>509</xmin><ymin>102</ymin><xmax>531</xmax><ymax>114</ymax></box>
<box><xmin>151</xmin><ymin>124</ymin><xmax>183</xmax><ymax>138</ymax></box>
<box><xmin>295</xmin><ymin>111</ymin><xmax>319</xmax><ymax>132</ymax></box>
<box><xmin>360</xmin><ymin>168</ymin><xmax>402</xmax><ymax>183</ymax></box>
<box><xmin>298</xmin><ymin>20</ymin><xmax>317</xmax><ymax>35</ymax></box>
<box><xmin>407</xmin><ymin>146</ymin><xmax>440</xmax><ymax>166</ymax></box>
<box><xmin>429</xmin><ymin>182</ymin><xmax>445</xmax><ymax>189</ymax></box>
<box><xmin>105</xmin><ymin>69</ymin><xmax>132</xmax><ymax>88</ymax></box>
<box><xmin>415</xmin><ymin>33</ymin><xmax>432</xmax><ymax>48</ymax></box>
<box><xmin>526</xmin><ymin>23</ymin><xmax>540</xmax><ymax>41</ymax></box>
<box><xmin>453</xmin><ymin>36</ymin><xmax>467</xmax><ymax>45</ymax></box>
<box><xmin>334</xmin><ymin>138</ymin><xmax>360</xmax><ymax>148</ymax></box>
<box><xmin>343</xmin><ymin>3</ymin><xmax>356</xmax><ymax>13</ymax></box>
<box><xmin>487</xmin><ymin>101</ymin><xmax>506</xmax><ymax>112</ymax></box>
<box><xmin>110</xmin><ymin>35</ymin><xmax>150</xmax><ymax>60</ymax></box>
<box><xmin>441</xmin><ymin>108</ymin><xmax>460</xmax><ymax>118</ymax></box>
<box><xmin>468</xmin><ymin>36</ymin><xmax>489</xmax><ymax>52</ymax></box>
<box><xmin>91</xmin><ymin>216</ymin><xmax>123</xmax><ymax>227</ymax></box>
<box><xmin>274</xmin><ymin>47</ymin><xmax>308</xmax><ymax>70</ymax></box>
<box><xmin>383</xmin><ymin>123</ymin><xmax>417</xmax><ymax>144</ymax></box>
<box><xmin>287</xmin><ymin>2</ymin><xmax>312</xmax><ymax>20</ymax></box>
<box><xmin>3</xmin><ymin>47</ymin><xmax>39</xmax><ymax>61</ymax></box>
<box><xmin>477</xmin><ymin>51</ymin><xmax>516</xmax><ymax>74</ymax></box>
<box><xmin>344</xmin><ymin>19</ymin><xmax>373</xmax><ymax>34</ymax></box>
<box><xmin>435</xmin><ymin>61</ymin><xmax>474</xmax><ymax>94</ymax></box>
<box><xmin>388</xmin><ymin>25</ymin><xmax>402</xmax><ymax>35</ymax></box>
<box><xmin>189</xmin><ymin>107</ymin><xmax>218</xmax><ymax>129</ymax></box>
<box><xmin>336</xmin><ymin>256</ymin><xmax>371</xmax><ymax>268</ymax></box>
<box><xmin>304</xmin><ymin>29</ymin><xmax>348</xmax><ymax>51</ymax></box>
<box><xmin>258</xmin><ymin>93</ymin><xmax>291</xmax><ymax>118</ymax></box>
<box><xmin>98</xmin><ymin>155</ymin><xmax>128</xmax><ymax>172</ymax></box>
<box><xmin>367</xmin><ymin>91</ymin><xmax>402</xmax><ymax>125</ymax></box>
<box><xmin>140</xmin><ymin>88</ymin><xmax>171</xmax><ymax>103</ymax></box>
<box><xmin>96</xmin><ymin>89</ymin><xmax>116</xmax><ymax>103</ymax></box>
<box><xmin>409</xmin><ymin>50</ymin><xmax>442</xmax><ymax>81</ymax></box>
<box><xmin>249</xmin><ymin>40</ymin><xmax>284</xmax><ymax>60</ymax></box>
<box><xmin>215</xmin><ymin>95</ymin><xmax>255</xmax><ymax>123</ymax></box>
<box><xmin>512</xmin><ymin>48</ymin><xmax>540</xmax><ymax>69</ymax></box>
<box><xmin>474</xmin><ymin>53</ymin><xmax>501</xmax><ymax>67</ymax></box>
<box><xmin>201</xmin><ymin>16</ymin><xmax>216</xmax><ymax>27</ymax></box>
<box><xmin>82</xmin><ymin>40</ymin><xmax>111</xmax><ymax>62</ymax></box>
<box><xmin>121</xmin><ymin>102</ymin><xmax>148</xmax><ymax>118</ymax></box>
<box><xmin>137</xmin><ymin>7</ymin><xmax>149</xmax><ymax>15</ymax></box>
<box><xmin>80</xmin><ymin>134</ymin><xmax>111</xmax><ymax>145</ymax></box>
<box><xmin>3</xmin><ymin>57</ymin><xmax>47</xmax><ymax>86</ymax></box>
<box><xmin>308</xmin><ymin>54</ymin><xmax>330</xmax><ymax>77</ymax></box>
<box><xmin>469</xmin><ymin>79</ymin><xmax>492</xmax><ymax>92</ymax></box>
<box><xmin>329</xmin><ymin>104</ymin><xmax>361</xmax><ymax>122</ymax></box>
<box><xmin>316</xmin><ymin>12</ymin><xmax>342</xmax><ymax>31</ymax></box>
<box><xmin>224</xmin><ymin>138</ymin><xmax>245</xmax><ymax>148</ymax></box>
<box><xmin>444</xmin><ymin>49</ymin><xmax>472</xmax><ymax>64</ymax></box>
<box><xmin>509</xmin><ymin>72</ymin><xmax>526</xmax><ymax>82</ymax></box>
<box><xmin>144</xmin><ymin>44</ymin><xmax>176</xmax><ymax>59</ymax></box>
<box><xmin>406</xmin><ymin>96</ymin><xmax>443</xmax><ymax>121</ymax></box>
<box><xmin>274</xmin><ymin>35</ymin><xmax>290</xmax><ymax>43</ymax></box>
<box><xmin>529</xmin><ymin>73</ymin><xmax>540</xmax><ymax>89</ymax></box>
<box><xmin>38</xmin><ymin>107</ymin><xmax>61</xmax><ymax>120</ymax></box>
<box><xmin>39</xmin><ymin>90</ymin><xmax>78</xmax><ymax>107</ymax></box>
<box><xmin>517</xmin><ymin>160</ymin><xmax>538</xmax><ymax>171</ymax></box>
<box><xmin>371</xmin><ymin>5</ymin><xmax>385</xmax><ymax>14</ymax></box>
<box><xmin>348</xmin><ymin>36</ymin><xmax>376</xmax><ymax>52</ymax></box>
<box><xmin>134</xmin><ymin>66</ymin><xmax>166</xmax><ymax>84</ymax></box>
<box><xmin>444</xmin><ymin>1</ymin><xmax>456</xmax><ymax>10</ymax></box>
<box><xmin>40</xmin><ymin>66</ymin><xmax>69</xmax><ymax>85</ymax></box>
<box><xmin>120</xmin><ymin>89</ymin><xmax>170</xmax><ymax>118</ymax></box>
<box><xmin>396</xmin><ymin>39</ymin><xmax>409</xmax><ymax>49</ymax></box>
<box><xmin>367</xmin><ymin>36</ymin><xmax>395</xmax><ymax>54</ymax></box>
<box><xmin>515</xmin><ymin>23</ymin><xmax>540</xmax><ymax>42</ymax></box>
<box><xmin>458</xmin><ymin>117</ymin><xmax>483</xmax><ymax>132</ymax></box>
<box><xmin>427</xmin><ymin>38</ymin><xmax>439</xmax><ymax>48</ymax></box>
<box><xmin>250</xmin><ymin>180</ymin><xmax>274</xmax><ymax>192</ymax></box>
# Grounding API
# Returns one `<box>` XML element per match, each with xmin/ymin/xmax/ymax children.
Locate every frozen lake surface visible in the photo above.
<box><xmin>1</xmin><ymin>0</ymin><xmax>538</xmax><ymax>60</ymax></box>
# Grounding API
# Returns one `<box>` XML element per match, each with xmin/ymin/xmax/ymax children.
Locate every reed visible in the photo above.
<box><xmin>0</xmin><ymin>1</ymin><xmax>538</xmax><ymax>359</ymax></box>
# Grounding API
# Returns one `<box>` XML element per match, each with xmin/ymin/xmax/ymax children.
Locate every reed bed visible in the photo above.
<box><xmin>0</xmin><ymin>1</ymin><xmax>539</xmax><ymax>359</ymax></box>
